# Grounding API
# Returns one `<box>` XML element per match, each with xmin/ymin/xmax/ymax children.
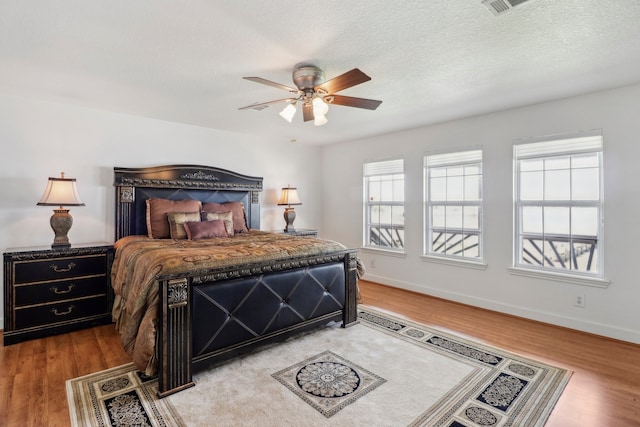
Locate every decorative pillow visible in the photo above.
<box><xmin>145</xmin><ymin>198</ymin><xmax>202</xmax><ymax>239</ymax></box>
<box><xmin>167</xmin><ymin>212</ymin><xmax>201</xmax><ymax>240</ymax></box>
<box><xmin>201</xmin><ymin>211</ymin><xmax>234</xmax><ymax>237</ymax></box>
<box><xmin>184</xmin><ymin>220</ymin><xmax>229</xmax><ymax>240</ymax></box>
<box><xmin>202</xmin><ymin>201</ymin><xmax>249</xmax><ymax>234</ymax></box>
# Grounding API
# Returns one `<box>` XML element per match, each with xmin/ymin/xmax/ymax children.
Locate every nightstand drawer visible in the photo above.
<box><xmin>14</xmin><ymin>295</ymin><xmax>108</xmax><ymax>330</ymax></box>
<box><xmin>13</xmin><ymin>254</ymin><xmax>107</xmax><ymax>284</ymax></box>
<box><xmin>14</xmin><ymin>276</ymin><xmax>106</xmax><ymax>306</ymax></box>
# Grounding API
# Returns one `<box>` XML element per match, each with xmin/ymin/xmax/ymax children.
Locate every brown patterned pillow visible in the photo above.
<box><xmin>184</xmin><ymin>220</ymin><xmax>229</xmax><ymax>240</ymax></box>
<box><xmin>167</xmin><ymin>212</ymin><xmax>201</xmax><ymax>239</ymax></box>
<box><xmin>201</xmin><ymin>211</ymin><xmax>234</xmax><ymax>236</ymax></box>
<box><xmin>202</xmin><ymin>201</ymin><xmax>249</xmax><ymax>234</ymax></box>
<box><xmin>145</xmin><ymin>198</ymin><xmax>202</xmax><ymax>239</ymax></box>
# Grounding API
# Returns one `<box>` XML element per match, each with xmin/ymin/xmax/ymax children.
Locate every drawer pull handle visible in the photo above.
<box><xmin>50</xmin><ymin>262</ymin><xmax>76</xmax><ymax>273</ymax></box>
<box><xmin>50</xmin><ymin>284</ymin><xmax>76</xmax><ymax>294</ymax></box>
<box><xmin>51</xmin><ymin>305</ymin><xmax>75</xmax><ymax>316</ymax></box>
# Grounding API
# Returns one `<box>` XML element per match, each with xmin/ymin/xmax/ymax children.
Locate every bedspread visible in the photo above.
<box><xmin>111</xmin><ymin>230</ymin><xmax>348</xmax><ymax>375</ymax></box>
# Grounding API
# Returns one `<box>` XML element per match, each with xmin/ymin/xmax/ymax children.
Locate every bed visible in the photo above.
<box><xmin>112</xmin><ymin>164</ymin><xmax>359</xmax><ymax>397</ymax></box>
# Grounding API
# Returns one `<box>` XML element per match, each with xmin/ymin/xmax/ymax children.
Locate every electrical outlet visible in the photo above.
<box><xmin>370</xmin><ymin>258</ymin><xmax>376</xmax><ymax>268</ymax></box>
<box><xmin>573</xmin><ymin>294</ymin><xmax>586</xmax><ymax>308</ymax></box>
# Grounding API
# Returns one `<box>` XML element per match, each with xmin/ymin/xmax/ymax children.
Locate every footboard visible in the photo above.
<box><xmin>156</xmin><ymin>250</ymin><xmax>359</xmax><ymax>397</ymax></box>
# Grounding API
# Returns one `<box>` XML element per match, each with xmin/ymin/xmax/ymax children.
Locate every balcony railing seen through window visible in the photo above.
<box><xmin>368</xmin><ymin>224</ymin><xmax>404</xmax><ymax>249</ymax></box>
<box><xmin>520</xmin><ymin>234</ymin><xmax>598</xmax><ymax>273</ymax></box>
<box><xmin>430</xmin><ymin>228</ymin><xmax>480</xmax><ymax>258</ymax></box>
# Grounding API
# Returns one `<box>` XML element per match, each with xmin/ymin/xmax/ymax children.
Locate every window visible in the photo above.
<box><xmin>424</xmin><ymin>150</ymin><xmax>483</xmax><ymax>261</ymax></box>
<box><xmin>364</xmin><ymin>159</ymin><xmax>404</xmax><ymax>250</ymax></box>
<box><xmin>514</xmin><ymin>132</ymin><xmax>603</xmax><ymax>276</ymax></box>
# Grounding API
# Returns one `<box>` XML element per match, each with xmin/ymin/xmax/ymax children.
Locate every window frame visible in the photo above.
<box><xmin>363</xmin><ymin>158</ymin><xmax>405</xmax><ymax>252</ymax></box>
<box><xmin>513</xmin><ymin>131</ymin><xmax>604</xmax><ymax>279</ymax></box>
<box><xmin>423</xmin><ymin>149</ymin><xmax>484</xmax><ymax>263</ymax></box>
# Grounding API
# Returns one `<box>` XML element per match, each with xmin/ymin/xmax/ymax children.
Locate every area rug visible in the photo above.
<box><xmin>67</xmin><ymin>306</ymin><xmax>571</xmax><ymax>426</ymax></box>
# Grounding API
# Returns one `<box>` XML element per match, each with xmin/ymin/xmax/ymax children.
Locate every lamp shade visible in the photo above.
<box><xmin>313</xmin><ymin>114</ymin><xmax>328</xmax><ymax>126</ymax></box>
<box><xmin>37</xmin><ymin>173</ymin><xmax>85</xmax><ymax>207</ymax></box>
<box><xmin>279</xmin><ymin>103</ymin><xmax>297</xmax><ymax>123</ymax></box>
<box><xmin>277</xmin><ymin>186</ymin><xmax>301</xmax><ymax>206</ymax></box>
<box><xmin>312</xmin><ymin>97</ymin><xmax>329</xmax><ymax>116</ymax></box>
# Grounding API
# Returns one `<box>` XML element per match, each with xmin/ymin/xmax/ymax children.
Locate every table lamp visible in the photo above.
<box><xmin>37</xmin><ymin>172</ymin><xmax>85</xmax><ymax>248</ymax></box>
<box><xmin>277</xmin><ymin>185</ymin><xmax>302</xmax><ymax>233</ymax></box>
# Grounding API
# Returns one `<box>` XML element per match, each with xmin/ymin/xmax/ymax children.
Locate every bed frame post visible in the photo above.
<box><xmin>115</xmin><ymin>185</ymin><xmax>134</xmax><ymax>240</ymax></box>
<box><xmin>343</xmin><ymin>251</ymin><xmax>359</xmax><ymax>327</ymax></box>
<box><xmin>157</xmin><ymin>277</ymin><xmax>195</xmax><ymax>397</ymax></box>
<box><xmin>249</xmin><ymin>190</ymin><xmax>260</xmax><ymax>230</ymax></box>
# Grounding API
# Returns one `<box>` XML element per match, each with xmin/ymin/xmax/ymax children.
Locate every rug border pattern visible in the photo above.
<box><xmin>66</xmin><ymin>363</ymin><xmax>184</xmax><ymax>427</ymax></box>
<box><xmin>358</xmin><ymin>307</ymin><xmax>572</xmax><ymax>427</ymax></box>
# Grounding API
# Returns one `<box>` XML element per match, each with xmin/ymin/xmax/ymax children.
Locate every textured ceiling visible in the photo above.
<box><xmin>1</xmin><ymin>1</ymin><xmax>639</xmax><ymax>145</ymax></box>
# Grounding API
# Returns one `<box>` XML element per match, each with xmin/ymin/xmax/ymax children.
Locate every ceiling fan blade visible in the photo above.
<box><xmin>328</xmin><ymin>95</ymin><xmax>382</xmax><ymax>110</ymax></box>
<box><xmin>302</xmin><ymin>102</ymin><xmax>314</xmax><ymax>122</ymax></box>
<box><xmin>243</xmin><ymin>77</ymin><xmax>301</xmax><ymax>94</ymax></box>
<box><xmin>315</xmin><ymin>68</ymin><xmax>371</xmax><ymax>94</ymax></box>
<box><xmin>238</xmin><ymin>98</ymin><xmax>297</xmax><ymax>110</ymax></box>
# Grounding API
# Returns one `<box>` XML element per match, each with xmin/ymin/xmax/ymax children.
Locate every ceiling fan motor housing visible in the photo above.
<box><xmin>292</xmin><ymin>66</ymin><xmax>325</xmax><ymax>91</ymax></box>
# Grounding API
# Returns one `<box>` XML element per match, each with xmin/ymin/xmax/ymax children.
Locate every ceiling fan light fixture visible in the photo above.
<box><xmin>312</xmin><ymin>97</ymin><xmax>329</xmax><ymax>116</ymax></box>
<box><xmin>279</xmin><ymin>102</ymin><xmax>297</xmax><ymax>123</ymax></box>
<box><xmin>240</xmin><ymin>65</ymin><xmax>381</xmax><ymax>125</ymax></box>
<box><xmin>314</xmin><ymin>114</ymin><xmax>328</xmax><ymax>126</ymax></box>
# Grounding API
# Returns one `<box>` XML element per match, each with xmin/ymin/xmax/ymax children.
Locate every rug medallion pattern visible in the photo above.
<box><xmin>272</xmin><ymin>350</ymin><xmax>386</xmax><ymax>417</ymax></box>
<box><xmin>67</xmin><ymin>307</ymin><xmax>570</xmax><ymax>426</ymax></box>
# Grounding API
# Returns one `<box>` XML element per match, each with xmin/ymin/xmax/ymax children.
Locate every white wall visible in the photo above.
<box><xmin>322</xmin><ymin>83</ymin><xmax>640</xmax><ymax>344</ymax></box>
<box><xmin>4</xmin><ymin>85</ymin><xmax>639</xmax><ymax>343</ymax></box>
<box><xmin>0</xmin><ymin>95</ymin><xmax>323</xmax><ymax>328</ymax></box>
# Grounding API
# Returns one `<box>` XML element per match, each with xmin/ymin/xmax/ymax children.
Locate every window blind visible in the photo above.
<box><xmin>425</xmin><ymin>149</ymin><xmax>482</xmax><ymax>167</ymax></box>
<box><xmin>514</xmin><ymin>131</ymin><xmax>602</xmax><ymax>160</ymax></box>
<box><xmin>363</xmin><ymin>159</ymin><xmax>403</xmax><ymax>176</ymax></box>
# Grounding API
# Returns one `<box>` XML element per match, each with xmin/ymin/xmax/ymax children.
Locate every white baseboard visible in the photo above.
<box><xmin>363</xmin><ymin>273</ymin><xmax>640</xmax><ymax>345</ymax></box>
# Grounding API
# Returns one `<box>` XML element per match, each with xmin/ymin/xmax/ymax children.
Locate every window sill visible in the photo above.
<box><xmin>360</xmin><ymin>247</ymin><xmax>407</xmax><ymax>258</ymax></box>
<box><xmin>507</xmin><ymin>267</ymin><xmax>610</xmax><ymax>288</ymax></box>
<box><xmin>421</xmin><ymin>255</ymin><xmax>488</xmax><ymax>270</ymax></box>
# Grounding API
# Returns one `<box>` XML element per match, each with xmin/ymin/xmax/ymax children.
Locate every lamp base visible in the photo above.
<box><xmin>50</xmin><ymin>209</ymin><xmax>73</xmax><ymax>248</ymax></box>
<box><xmin>283</xmin><ymin>207</ymin><xmax>296</xmax><ymax>233</ymax></box>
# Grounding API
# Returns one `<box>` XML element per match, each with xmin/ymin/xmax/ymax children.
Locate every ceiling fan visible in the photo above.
<box><xmin>238</xmin><ymin>65</ymin><xmax>382</xmax><ymax>126</ymax></box>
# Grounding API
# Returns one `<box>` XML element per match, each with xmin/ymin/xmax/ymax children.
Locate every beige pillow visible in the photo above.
<box><xmin>202</xmin><ymin>201</ymin><xmax>249</xmax><ymax>234</ymax></box>
<box><xmin>167</xmin><ymin>212</ymin><xmax>201</xmax><ymax>239</ymax></box>
<box><xmin>145</xmin><ymin>198</ymin><xmax>202</xmax><ymax>239</ymax></box>
<box><xmin>201</xmin><ymin>211</ymin><xmax>234</xmax><ymax>236</ymax></box>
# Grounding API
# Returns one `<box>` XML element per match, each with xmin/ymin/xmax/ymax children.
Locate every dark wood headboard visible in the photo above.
<box><xmin>114</xmin><ymin>164</ymin><xmax>263</xmax><ymax>240</ymax></box>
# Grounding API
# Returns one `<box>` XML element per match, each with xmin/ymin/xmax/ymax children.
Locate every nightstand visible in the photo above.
<box><xmin>3</xmin><ymin>243</ymin><xmax>114</xmax><ymax>345</ymax></box>
<box><xmin>277</xmin><ymin>229</ymin><xmax>318</xmax><ymax>238</ymax></box>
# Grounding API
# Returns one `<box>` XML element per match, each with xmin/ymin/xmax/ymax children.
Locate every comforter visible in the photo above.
<box><xmin>111</xmin><ymin>231</ymin><xmax>348</xmax><ymax>375</ymax></box>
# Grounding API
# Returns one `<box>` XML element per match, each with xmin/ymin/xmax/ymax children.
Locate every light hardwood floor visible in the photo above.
<box><xmin>1</xmin><ymin>280</ymin><xmax>638</xmax><ymax>426</ymax></box>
